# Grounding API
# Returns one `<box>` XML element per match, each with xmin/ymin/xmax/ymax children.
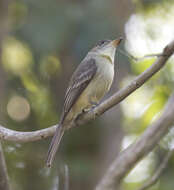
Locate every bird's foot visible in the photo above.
<box><xmin>82</xmin><ymin>103</ymin><xmax>99</xmax><ymax>114</ymax></box>
<box><xmin>82</xmin><ymin>108</ymin><xmax>91</xmax><ymax>113</ymax></box>
<box><xmin>90</xmin><ymin>100</ymin><xmax>99</xmax><ymax>108</ymax></box>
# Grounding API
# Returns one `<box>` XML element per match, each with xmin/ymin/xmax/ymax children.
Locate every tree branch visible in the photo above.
<box><xmin>95</xmin><ymin>93</ymin><xmax>174</xmax><ymax>190</ymax></box>
<box><xmin>137</xmin><ymin>148</ymin><xmax>174</xmax><ymax>190</ymax></box>
<box><xmin>0</xmin><ymin>143</ymin><xmax>11</xmax><ymax>190</ymax></box>
<box><xmin>0</xmin><ymin>40</ymin><xmax>174</xmax><ymax>143</ymax></box>
<box><xmin>0</xmin><ymin>125</ymin><xmax>57</xmax><ymax>143</ymax></box>
<box><xmin>81</xmin><ymin>40</ymin><xmax>174</xmax><ymax>123</ymax></box>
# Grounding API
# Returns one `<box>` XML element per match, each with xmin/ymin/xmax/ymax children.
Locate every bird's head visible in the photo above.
<box><xmin>90</xmin><ymin>37</ymin><xmax>122</xmax><ymax>63</ymax></box>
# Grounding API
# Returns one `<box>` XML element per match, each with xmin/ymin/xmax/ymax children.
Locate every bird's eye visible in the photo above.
<box><xmin>100</xmin><ymin>41</ymin><xmax>105</xmax><ymax>45</ymax></box>
<box><xmin>95</xmin><ymin>40</ymin><xmax>111</xmax><ymax>48</ymax></box>
<box><xmin>97</xmin><ymin>40</ymin><xmax>106</xmax><ymax>46</ymax></box>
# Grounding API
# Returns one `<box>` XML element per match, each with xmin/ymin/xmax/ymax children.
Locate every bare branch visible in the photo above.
<box><xmin>0</xmin><ymin>125</ymin><xmax>57</xmax><ymax>143</ymax></box>
<box><xmin>78</xmin><ymin>39</ymin><xmax>174</xmax><ymax>124</ymax></box>
<box><xmin>0</xmin><ymin>143</ymin><xmax>11</xmax><ymax>190</ymax></box>
<box><xmin>137</xmin><ymin>148</ymin><xmax>174</xmax><ymax>190</ymax></box>
<box><xmin>95</xmin><ymin>94</ymin><xmax>174</xmax><ymax>190</ymax></box>
<box><xmin>0</xmin><ymin>40</ymin><xmax>174</xmax><ymax>142</ymax></box>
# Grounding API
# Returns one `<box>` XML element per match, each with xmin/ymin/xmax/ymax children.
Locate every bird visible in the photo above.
<box><xmin>46</xmin><ymin>37</ymin><xmax>122</xmax><ymax>167</ymax></box>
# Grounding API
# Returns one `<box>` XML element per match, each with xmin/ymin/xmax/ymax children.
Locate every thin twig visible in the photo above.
<box><xmin>0</xmin><ymin>143</ymin><xmax>11</xmax><ymax>190</ymax></box>
<box><xmin>118</xmin><ymin>49</ymin><xmax>139</xmax><ymax>61</ymax></box>
<box><xmin>64</xmin><ymin>164</ymin><xmax>69</xmax><ymax>190</ymax></box>
<box><xmin>137</xmin><ymin>148</ymin><xmax>174</xmax><ymax>190</ymax></box>
<box><xmin>118</xmin><ymin>48</ymin><xmax>166</xmax><ymax>62</ymax></box>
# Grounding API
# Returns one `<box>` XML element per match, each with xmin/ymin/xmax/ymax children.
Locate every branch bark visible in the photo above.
<box><xmin>95</xmin><ymin>94</ymin><xmax>174</xmax><ymax>190</ymax></box>
<box><xmin>0</xmin><ymin>40</ymin><xmax>174</xmax><ymax>142</ymax></box>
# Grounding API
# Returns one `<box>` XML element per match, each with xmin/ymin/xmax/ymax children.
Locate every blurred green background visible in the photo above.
<box><xmin>0</xmin><ymin>0</ymin><xmax>174</xmax><ymax>190</ymax></box>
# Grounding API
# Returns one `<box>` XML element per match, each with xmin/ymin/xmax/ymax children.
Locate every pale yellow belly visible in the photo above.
<box><xmin>64</xmin><ymin>58</ymin><xmax>114</xmax><ymax>128</ymax></box>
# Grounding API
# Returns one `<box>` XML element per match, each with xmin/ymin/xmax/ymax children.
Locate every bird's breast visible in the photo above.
<box><xmin>94</xmin><ymin>58</ymin><xmax>114</xmax><ymax>98</ymax></box>
<box><xmin>96</xmin><ymin>56</ymin><xmax>114</xmax><ymax>82</ymax></box>
<box><xmin>65</xmin><ymin>57</ymin><xmax>114</xmax><ymax>127</ymax></box>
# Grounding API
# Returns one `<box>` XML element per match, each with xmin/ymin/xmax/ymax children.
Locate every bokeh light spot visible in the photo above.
<box><xmin>7</xmin><ymin>96</ymin><xmax>30</xmax><ymax>122</ymax></box>
<box><xmin>2</xmin><ymin>37</ymin><xmax>33</xmax><ymax>75</ymax></box>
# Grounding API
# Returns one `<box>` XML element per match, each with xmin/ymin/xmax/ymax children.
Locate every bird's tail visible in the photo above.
<box><xmin>46</xmin><ymin>124</ymin><xmax>65</xmax><ymax>167</ymax></box>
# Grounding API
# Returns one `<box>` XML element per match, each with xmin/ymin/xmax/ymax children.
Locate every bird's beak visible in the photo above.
<box><xmin>111</xmin><ymin>37</ymin><xmax>123</xmax><ymax>47</ymax></box>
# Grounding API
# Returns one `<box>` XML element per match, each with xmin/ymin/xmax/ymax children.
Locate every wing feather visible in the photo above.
<box><xmin>60</xmin><ymin>58</ymin><xmax>97</xmax><ymax>123</ymax></box>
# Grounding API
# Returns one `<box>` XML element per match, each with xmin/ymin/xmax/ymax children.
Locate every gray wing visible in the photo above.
<box><xmin>60</xmin><ymin>58</ymin><xmax>97</xmax><ymax>123</ymax></box>
<box><xmin>46</xmin><ymin>58</ymin><xmax>97</xmax><ymax>167</ymax></box>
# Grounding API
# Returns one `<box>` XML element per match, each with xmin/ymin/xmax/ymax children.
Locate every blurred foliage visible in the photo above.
<box><xmin>0</xmin><ymin>0</ymin><xmax>174</xmax><ymax>190</ymax></box>
<box><xmin>122</xmin><ymin>0</ymin><xmax>174</xmax><ymax>189</ymax></box>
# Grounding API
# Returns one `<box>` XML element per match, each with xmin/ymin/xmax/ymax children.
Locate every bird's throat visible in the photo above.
<box><xmin>101</xmin><ymin>54</ymin><xmax>113</xmax><ymax>64</ymax></box>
